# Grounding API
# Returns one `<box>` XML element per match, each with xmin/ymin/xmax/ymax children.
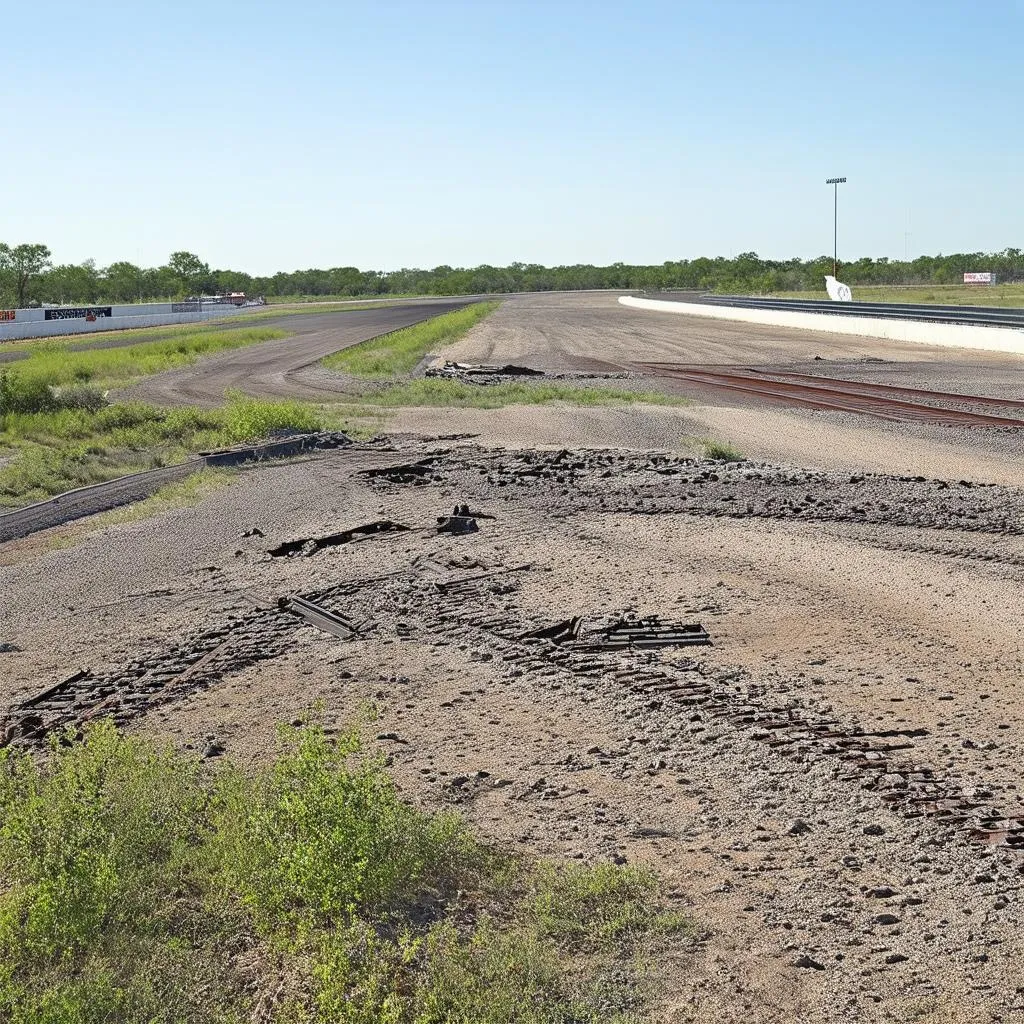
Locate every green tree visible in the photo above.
<box><xmin>167</xmin><ymin>251</ymin><xmax>211</xmax><ymax>296</ymax></box>
<box><xmin>0</xmin><ymin>242</ymin><xmax>52</xmax><ymax>307</ymax></box>
<box><xmin>103</xmin><ymin>261</ymin><xmax>144</xmax><ymax>302</ymax></box>
<box><xmin>42</xmin><ymin>259</ymin><xmax>100</xmax><ymax>304</ymax></box>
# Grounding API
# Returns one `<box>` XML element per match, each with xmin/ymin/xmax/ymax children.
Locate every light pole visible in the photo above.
<box><xmin>825</xmin><ymin>176</ymin><xmax>846</xmax><ymax>276</ymax></box>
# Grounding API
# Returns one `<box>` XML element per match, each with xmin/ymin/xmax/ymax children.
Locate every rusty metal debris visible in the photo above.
<box><xmin>521</xmin><ymin>618</ymin><xmax>583</xmax><ymax>644</ymax></box>
<box><xmin>433</xmin><ymin>562</ymin><xmax>534</xmax><ymax>592</ymax></box>
<box><xmin>268</xmin><ymin>520</ymin><xmax>409</xmax><ymax>558</ymax></box>
<box><xmin>279</xmin><ymin>596</ymin><xmax>360</xmax><ymax>639</ymax></box>
<box><xmin>575</xmin><ymin>617</ymin><xmax>711</xmax><ymax>651</ymax></box>
<box><xmin>426</xmin><ymin>360</ymin><xmax>544</xmax><ymax>383</ymax></box>
<box><xmin>361</xmin><ymin>459</ymin><xmax>438</xmax><ymax>485</ymax></box>
<box><xmin>437</xmin><ymin>504</ymin><xmax>478</xmax><ymax>535</ymax></box>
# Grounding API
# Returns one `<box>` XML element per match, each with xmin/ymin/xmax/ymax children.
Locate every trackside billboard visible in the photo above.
<box><xmin>964</xmin><ymin>272</ymin><xmax>996</xmax><ymax>284</ymax></box>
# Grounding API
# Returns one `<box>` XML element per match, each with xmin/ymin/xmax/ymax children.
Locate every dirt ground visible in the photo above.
<box><xmin>3</xmin><ymin>294</ymin><xmax>1024</xmax><ymax>1022</ymax></box>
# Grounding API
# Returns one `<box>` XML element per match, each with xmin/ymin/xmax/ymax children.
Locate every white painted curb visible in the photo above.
<box><xmin>618</xmin><ymin>295</ymin><xmax>1024</xmax><ymax>356</ymax></box>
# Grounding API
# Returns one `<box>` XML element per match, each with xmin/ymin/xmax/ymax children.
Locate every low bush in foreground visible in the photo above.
<box><xmin>0</xmin><ymin>722</ymin><xmax>693</xmax><ymax>1023</ymax></box>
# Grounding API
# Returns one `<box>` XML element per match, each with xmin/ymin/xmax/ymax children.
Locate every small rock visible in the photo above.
<box><xmin>869</xmin><ymin>886</ymin><xmax>899</xmax><ymax>898</ymax></box>
<box><xmin>788</xmin><ymin>818</ymin><xmax>813</xmax><ymax>836</ymax></box>
<box><xmin>884</xmin><ymin>953</ymin><xmax>909</xmax><ymax>964</ymax></box>
<box><xmin>873</xmin><ymin>913</ymin><xmax>900</xmax><ymax>926</ymax></box>
<box><xmin>792</xmin><ymin>954</ymin><xmax>826</xmax><ymax>971</ymax></box>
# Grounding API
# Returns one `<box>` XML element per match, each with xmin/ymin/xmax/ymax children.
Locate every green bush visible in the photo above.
<box><xmin>209</xmin><ymin>723</ymin><xmax>471</xmax><ymax>933</ymax></box>
<box><xmin>0</xmin><ymin>722</ymin><xmax>693</xmax><ymax>1023</ymax></box>
<box><xmin>702</xmin><ymin>439</ymin><xmax>745</xmax><ymax>462</ymax></box>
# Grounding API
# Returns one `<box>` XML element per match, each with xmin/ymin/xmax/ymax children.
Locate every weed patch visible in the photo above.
<box><xmin>0</xmin><ymin>722</ymin><xmax>695</xmax><ymax>1023</ymax></box>
<box><xmin>702</xmin><ymin>439</ymin><xmax>745</xmax><ymax>462</ymax></box>
<box><xmin>0</xmin><ymin>397</ymin><xmax>327</xmax><ymax>507</ymax></box>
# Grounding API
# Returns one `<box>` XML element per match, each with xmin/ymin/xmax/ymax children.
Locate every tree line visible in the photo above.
<box><xmin>2</xmin><ymin>242</ymin><xmax>1022</xmax><ymax>308</ymax></box>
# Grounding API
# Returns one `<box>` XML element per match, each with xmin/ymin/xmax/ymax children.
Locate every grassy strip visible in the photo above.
<box><xmin>322</xmin><ymin>301</ymin><xmax>500</xmax><ymax>378</ymax></box>
<box><xmin>760</xmin><ymin>284</ymin><xmax>1024</xmax><ymax>307</ymax></box>
<box><xmin>346</xmin><ymin>378</ymin><xmax>682</xmax><ymax>410</ymax></box>
<box><xmin>0</xmin><ymin>326</ymin><xmax>287</xmax><ymax>414</ymax></box>
<box><xmin>0</xmin><ymin>397</ymin><xmax>323</xmax><ymax>507</ymax></box>
<box><xmin>0</xmin><ymin>721</ymin><xmax>694</xmax><ymax>1023</ymax></box>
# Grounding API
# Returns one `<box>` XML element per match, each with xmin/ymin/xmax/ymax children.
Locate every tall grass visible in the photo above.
<box><xmin>0</xmin><ymin>721</ymin><xmax>693</xmax><ymax>1023</ymax></box>
<box><xmin>322</xmin><ymin>302</ymin><xmax>500</xmax><ymax>378</ymax></box>
<box><xmin>0</xmin><ymin>396</ymin><xmax>325</xmax><ymax>507</ymax></box>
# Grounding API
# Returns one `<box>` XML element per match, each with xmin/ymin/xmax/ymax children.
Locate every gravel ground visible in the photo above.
<box><xmin>3</xmin><ymin>294</ymin><xmax>1024</xmax><ymax>1022</ymax></box>
<box><xmin>3</xmin><ymin>441</ymin><xmax>1024</xmax><ymax>1023</ymax></box>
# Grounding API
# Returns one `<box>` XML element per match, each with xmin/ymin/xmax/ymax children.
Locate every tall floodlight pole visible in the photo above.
<box><xmin>825</xmin><ymin>177</ymin><xmax>846</xmax><ymax>276</ymax></box>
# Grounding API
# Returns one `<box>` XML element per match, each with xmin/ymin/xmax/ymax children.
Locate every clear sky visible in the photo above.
<box><xmin>4</xmin><ymin>0</ymin><xmax>1022</xmax><ymax>274</ymax></box>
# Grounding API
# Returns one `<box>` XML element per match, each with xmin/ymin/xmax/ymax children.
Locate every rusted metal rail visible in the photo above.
<box><xmin>639</xmin><ymin>364</ymin><xmax>1024</xmax><ymax>427</ymax></box>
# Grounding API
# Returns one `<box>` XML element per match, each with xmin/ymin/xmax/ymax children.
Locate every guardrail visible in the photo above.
<box><xmin>621</xmin><ymin>294</ymin><xmax>1024</xmax><ymax>356</ymax></box>
<box><xmin>696</xmin><ymin>295</ymin><xmax>1024</xmax><ymax>329</ymax></box>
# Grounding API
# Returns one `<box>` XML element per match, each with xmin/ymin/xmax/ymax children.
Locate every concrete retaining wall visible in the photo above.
<box><xmin>618</xmin><ymin>295</ymin><xmax>1024</xmax><ymax>356</ymax></box>
<box><xmin>0</xmin><ymin>305</ymin><xmax>248</xmax><ymax>342</ymax></box>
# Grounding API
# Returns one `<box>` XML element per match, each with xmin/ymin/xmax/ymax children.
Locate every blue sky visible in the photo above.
<box><xmin>3</xmin><ymin>0</ymin><xmax>1022</xmax><ymax>273</ymax></box>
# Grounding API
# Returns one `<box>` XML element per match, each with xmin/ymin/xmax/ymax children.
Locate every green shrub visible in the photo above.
<box><xmin>0</xmin><ymin>722</ymin><xmax>694</xmax><ymax>1023</ymax></box>
<box><xmin>702</xmin><ymin>439</ymin><xmax>745</xmax><ymax>462</ymax></box>
<box><xmin>209</xmin><ymin>723</ymin><xmax>473</xmax><ymax>934</ymax></box>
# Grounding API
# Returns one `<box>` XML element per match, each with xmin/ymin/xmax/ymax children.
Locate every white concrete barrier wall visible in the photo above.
<box><xmin>618</xmin><ymin>295</ymin><xmax>1024</xmax><ymax>356</ymax></box>
<box><xmin>2</xmin><ymin>301</ymin><xmax>246</xmax><ymax>324</ymax></box>
<box><xmin>0</xmin><ymin>306</ymin><xmax>248</xmax><ymax>342</ymax></box>
<box><xmin>6</xmin><ymin>304</ymin><xmax>162</xmax><ymax>323</ymax></box>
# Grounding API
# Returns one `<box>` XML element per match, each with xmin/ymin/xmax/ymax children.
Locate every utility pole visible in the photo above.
<box><xmin>825</xmin><ymin>177</ymin><xmax>846</xmax><ymax>276</ymax></box>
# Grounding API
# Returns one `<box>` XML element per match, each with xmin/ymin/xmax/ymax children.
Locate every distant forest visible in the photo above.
<box><xmin>1</xmin><ymin>242</ymin><xmax>1022</xmax><ymax>306</ymax></box>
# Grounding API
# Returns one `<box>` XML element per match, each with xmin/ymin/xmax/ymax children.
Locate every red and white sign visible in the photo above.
<box><xmin>964</xmin><ymin>272</ymin><xmax>996</xmax><ymax>284</ymax></box>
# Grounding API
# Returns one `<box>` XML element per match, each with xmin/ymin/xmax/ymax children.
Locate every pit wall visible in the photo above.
<box><xmin>0</xmin><ymin>303</ymin><xmax>248</xmax><ymax>342</ymax></box>
<box><xmin>618</xmin><ymin>295</ymin><xmax>1024</xmax><ymax>356</ymax></box>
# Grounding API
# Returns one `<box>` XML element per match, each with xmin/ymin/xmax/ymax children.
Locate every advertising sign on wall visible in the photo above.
<box><xmin>171</xmin><ymin>302</ymin><xmax>200</xmax><ymax>313</ymax></box>
<box><xmin>0</xmin><ymin>310</ymin><xmax>14</xmax><ymax>322</ymax></box>
<box><xmin>964</xmin><ymin>272</ymin><xmax>996</xmax><ymax>284</ymax></box>
<box><xmin>44</xmin><ymin>307</ymin><xmax>113</xmax><ymax>320</ymax></box>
